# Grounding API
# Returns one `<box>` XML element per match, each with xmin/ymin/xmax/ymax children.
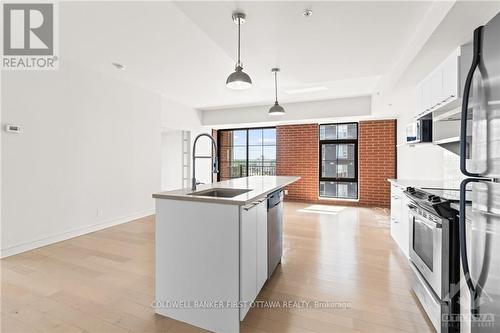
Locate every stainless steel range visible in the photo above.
<box><xmin>405</xmin><ymin>186</ymin><xmax>462</xmax><ymax>333</ymax></box>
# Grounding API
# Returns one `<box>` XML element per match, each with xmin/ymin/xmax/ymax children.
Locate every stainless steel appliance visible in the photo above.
<box><xmin>406</xmin><ymin>119</ymin><xmax>433</xmax><ymax>143</ymax></box>
<box><xmin>267</xmin><ymin>189</ymin><xmax>283</xmax><ymax>278</ymax></box>
<box><xmin>459</xmin><ymin>11</ymin><xmax>500</xmax><ymax>333</ymax></box>
<box><xmin>405</xmin><ymin>187</ymin><xmax>461</xmax><ymax>333</ymax></box>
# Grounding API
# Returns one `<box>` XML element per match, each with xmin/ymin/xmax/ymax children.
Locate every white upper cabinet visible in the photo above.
<box><xmin>441</xmin><ymin>52</ymin><xmax>459</xmax><ymax>103</ymax></box>
<box><xmin>415</xmin><ymin>48</ymin><xmax>463</xmax><ymax>118</ymax></box>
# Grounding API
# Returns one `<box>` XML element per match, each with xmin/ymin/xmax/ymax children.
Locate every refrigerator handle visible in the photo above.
<box><xmin>459</xmin><ymin>178</ymin><xmax>481</xmax><ymax>318</ymax></box>
<box><xmin>460</xmin><ymin>26</ymin><xmax>483</xmax><ymax>177</ymax></box>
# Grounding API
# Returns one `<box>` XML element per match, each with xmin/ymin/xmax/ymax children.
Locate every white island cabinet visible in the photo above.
<box><xmin>239</xmin><ymin>198</ymin><xmax>267</xmax><ymax>320</ymax></box>
<box><xmin>153</xmin><ymin>176</ymin><xmax>299</xmax><ymax>333</ymax></box>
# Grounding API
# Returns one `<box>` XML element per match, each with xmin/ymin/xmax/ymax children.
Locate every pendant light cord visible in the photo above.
<box><xmin>237</xmin><ymin>18</ymin><xmax>241</xmax><ymax>67</ymax></box>
<box><xmin>274</xmin><ymin>71</ymin><xmax>278</xmax><ymax>102</ymax></box>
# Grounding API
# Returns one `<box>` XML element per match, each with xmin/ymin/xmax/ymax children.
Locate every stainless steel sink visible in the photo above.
<box><xmin>188</xmin><ymin>188</ymin><xmax>251</xmax><ymax>198</ymax></box>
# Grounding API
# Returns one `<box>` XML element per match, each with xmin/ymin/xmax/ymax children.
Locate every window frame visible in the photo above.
<box><xmin>318</xmin><ymin>122</ymin><xmax>359</xmax><ymax>199</ymax></box>
<box><xmin>217</xmin><ymin>126</ymin><xmax>277</xmax><ymax>181</ymax></box>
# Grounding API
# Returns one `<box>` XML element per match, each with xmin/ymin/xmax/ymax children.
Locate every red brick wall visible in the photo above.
<box><xmin>274</xmin><ymin>120</ymin><xmax>396</xmax><ymax>208</ymax></box>
<box><xmin>358</xmin><ymin>120</ymin><xmax>397</xmax><ymax>207</ymax></box>
<box><xmin>218</xmin><ymin>130</ymin><xmax>233</xmax><ymax>181</ymax></box>
<box><xmin>276</xmin><ymin>124</ymin><xmax>319</xmax><ymax>202</ymax></box>
<box><xmin>214</xmin><ymin>120</ymin><xmax>396</xmax><ymax>207</ymax></box>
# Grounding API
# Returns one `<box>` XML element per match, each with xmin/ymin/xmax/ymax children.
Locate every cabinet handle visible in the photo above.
<box><xmin>243</xmin><ymin>198</ymin><xmax>266</xmax><ymax>210</ymax></box>
<box><xmin>243</xmin><ymin>203</ymin><xmax>257</xmax><ymax>211</ymax></box>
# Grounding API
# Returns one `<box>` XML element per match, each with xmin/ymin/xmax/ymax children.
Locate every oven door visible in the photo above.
<box><xmin>409</xmin><ymin>205</ymin><xmax>444</xmax><ymax>298</ymax></box>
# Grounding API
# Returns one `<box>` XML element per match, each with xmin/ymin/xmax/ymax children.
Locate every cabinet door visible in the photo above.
<box><xmin>442</xmin><ymin>54</ymin><xmax>458</xmax><ymax>103</ymax></box>
<box><xmin>390</xmin><ymin>185</ymin><xmax>403</xmax><ymax>248</ymax></box>
<box><xmin>400</xmin><ymin>196</ymin><xmax>410</xmax><ymax>258</ymax></box>
<box><xmin>390</xmin><ymin>215</ymin><xmax>401</xmax><ymax>248</ymax></box>
<box><xmin>256</xmin><ymin>199</ymin><xmax>268</xmax><ymax>293</ymax></box>
<box><xmin>416</xmin><ymin>83</ymin><xmax>423</xmax><ymax>115</ymax></box>
<box><xmin>390</xmin><ymin>185</ymin><xmax>403</xmax><ymax>222</ymax></box>
<box><xmin>422</xmin><ymin>79</ymin><xmax>432</xmax><ymax>113</ymax></box>
<box><xmin>430</xmin><ymin>69</ymin><xmax>443</xmax><ymax>109</ymax></box>
<box><xmin>240</xmin><ymin>205</ymin><xmax>257</xmax><ymax>320</ymax></box>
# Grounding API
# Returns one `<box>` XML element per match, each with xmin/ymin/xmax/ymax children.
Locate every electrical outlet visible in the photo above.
<box><xmin>5</xmin><ymin>124</ymin><xmax>21</xmax><ymax>133</ymax></box>
<box><xmin>284</xmin><ymin>189</ymin><xmax>289</xmax><ymax>195</ymax></box>
<box><xmin>96</xmin><ymin>208</ymin><xmax>103</xmax><ymax>217</ymax></box>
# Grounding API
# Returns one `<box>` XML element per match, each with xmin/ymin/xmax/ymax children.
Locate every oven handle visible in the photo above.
<box><xmin>407</xmin><ymin>204</ymin><xmax>442</xmax><ymax>229</ymax></box>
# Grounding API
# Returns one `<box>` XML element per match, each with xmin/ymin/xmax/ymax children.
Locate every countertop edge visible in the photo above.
<box><xmin>152</xmin><ymin>176</ymin><xmax>300</xmax><ymax>206</ymax></box>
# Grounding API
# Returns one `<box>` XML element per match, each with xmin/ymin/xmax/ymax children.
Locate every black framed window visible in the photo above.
<box><xmin>319</xmin><ymin>123</ymin><xmax>358</xmax><ymax>199</ymax></box>
<box><xmin>218</xmin><ymin>127</ymin><xmax>276</xmax><ymax>180</ymax></box>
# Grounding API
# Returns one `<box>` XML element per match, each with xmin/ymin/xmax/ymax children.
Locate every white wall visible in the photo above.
<box><xmin>161</xmin><ymin>97</ymin><xmax>213</xmax><ymax>185</ymax></box>
<box><xmin>1</xmin><ymin>60</ymin><xmax>162</xmax><ymax>257</ymax></box>
<box><xmin>202</xmin><ymin>96</ymin><xmax>371</xmax><ymax>128</ymax></box>
<box><xmin>161</xmin><ymin>130</ymin><xmax>183</xmax><ymax>190</ymax></box>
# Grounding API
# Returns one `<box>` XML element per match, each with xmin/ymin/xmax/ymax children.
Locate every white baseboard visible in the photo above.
<box><xmin>0</xmin><ymin>209</ymin><xmax>155</xmax><ymax>258</ymax></box>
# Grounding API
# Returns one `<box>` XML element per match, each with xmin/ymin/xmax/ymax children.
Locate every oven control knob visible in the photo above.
<box><xmin>431</xmin><ymin>196</ymin><xmax>441</xmax><ymax>203</ymax></box>
<box><xmin>407</xmin><ymin>187</ymin><xmax>416</xmax><ymax>193</ymax></box>
<box><xmin>427</xmin><ymin>194</ymin><xmax>435</xmax><ymax>201</ymax></box>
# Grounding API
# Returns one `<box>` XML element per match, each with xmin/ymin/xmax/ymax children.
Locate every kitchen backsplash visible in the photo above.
<box><xmin>442</xmin><ymin>150</ymin><xmax>465</xmax><ymax>187</ymax></box>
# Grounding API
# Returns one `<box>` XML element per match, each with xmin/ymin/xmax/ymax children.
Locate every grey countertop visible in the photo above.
<box><xmin>152</xmin><ymin>176</ymin><xmax>300</xmax><ymax>205</ymax></box>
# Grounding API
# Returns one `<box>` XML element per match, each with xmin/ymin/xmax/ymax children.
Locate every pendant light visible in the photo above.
<box><xmin>269</xmin><ymin>68</ymin><xmax>285</xmax><ymax>115</ymax></box>
<box><xmin>226</xmin><ymin>12</ymin><xmax>252</xmax><ymax>89</ymax></box>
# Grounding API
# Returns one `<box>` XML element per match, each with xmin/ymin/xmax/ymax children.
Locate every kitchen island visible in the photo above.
<box><xmin>152</xmin><ymin>176</ymin><xmax>300</xmax><ymax>333</ymax></box>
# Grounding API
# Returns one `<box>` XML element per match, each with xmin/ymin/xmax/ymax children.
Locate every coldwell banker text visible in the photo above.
<box><xmin>2</xmin><ymin>2</ymin><xmax>59</xmax><ymax>70</ymax></box>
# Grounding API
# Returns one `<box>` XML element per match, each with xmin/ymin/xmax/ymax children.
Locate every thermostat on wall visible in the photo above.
<box><xmin>5</xmin><ymin>124</ymin><xmax>22</xmax><ymax>133</ymax></box>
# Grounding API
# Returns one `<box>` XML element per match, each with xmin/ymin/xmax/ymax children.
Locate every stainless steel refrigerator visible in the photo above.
<box><xmin>459</xmin><ymin>11</ymin><xmax>500</xmax><ymax>333</ymax></box>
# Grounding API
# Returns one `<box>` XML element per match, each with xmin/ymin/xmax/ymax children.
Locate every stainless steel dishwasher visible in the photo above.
<box><xmin>267</xmin><ymin>189</ymin><xmax>283</xmax><ymax>278</ymax></box>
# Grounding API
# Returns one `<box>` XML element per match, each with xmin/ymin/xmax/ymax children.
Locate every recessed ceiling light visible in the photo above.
<box><xmin>112</xmin><ymin>62</ymin><xmax>126</xmax><ymax>70</ymax></box>
<box><xmin>285</xmin><ymin>86</ymin><xmax>328</xmax><ymax>94</ymax></box>
<box><xmin>303</xmin><ymin>9</ymin><xmax>313</xmax><ymax>17</ymax></box>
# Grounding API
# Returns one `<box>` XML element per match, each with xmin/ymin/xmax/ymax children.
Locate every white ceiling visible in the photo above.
<box><xmin>60</xmin><ymin>1</ymin><xmax>435</xmax><ymax>110</ymax></box>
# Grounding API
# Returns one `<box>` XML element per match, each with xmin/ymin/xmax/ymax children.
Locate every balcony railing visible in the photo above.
<box><xmin>229</xmin><ymin>165</ymin><xmax>276</xmax><ymax>178</ymax></box>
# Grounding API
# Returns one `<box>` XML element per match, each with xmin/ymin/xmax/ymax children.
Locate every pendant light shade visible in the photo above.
<box><xmin>269</xmin><ymin>68</ymin><xmax>285</xmax><ymax>116</ymax></box>
<box><xmin>226</xmin><ymin>65</ymin><xmax>252</xmax><ymax>89</ymax></box>
<box><xmin>269</xmin><ymin>102</ymin><xmax>285</xmax><ymax>115</ymax></box>
<box><xmin>226</xmin><ymin>13</ymin><xmax>252</xmax><ymax>89</ymax></box>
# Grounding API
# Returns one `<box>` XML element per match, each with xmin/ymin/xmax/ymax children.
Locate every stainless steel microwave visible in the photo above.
<box><xmin>405</xmin><ymin>119</ymin><xmax>432</xmax><ymax>143</ymax></box>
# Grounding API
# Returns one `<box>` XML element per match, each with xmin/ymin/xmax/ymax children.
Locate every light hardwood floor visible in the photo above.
<box><xmin>1</xmin><ymin>202</ymin><xmax>433</xmax><ymax>333</ymax></box>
